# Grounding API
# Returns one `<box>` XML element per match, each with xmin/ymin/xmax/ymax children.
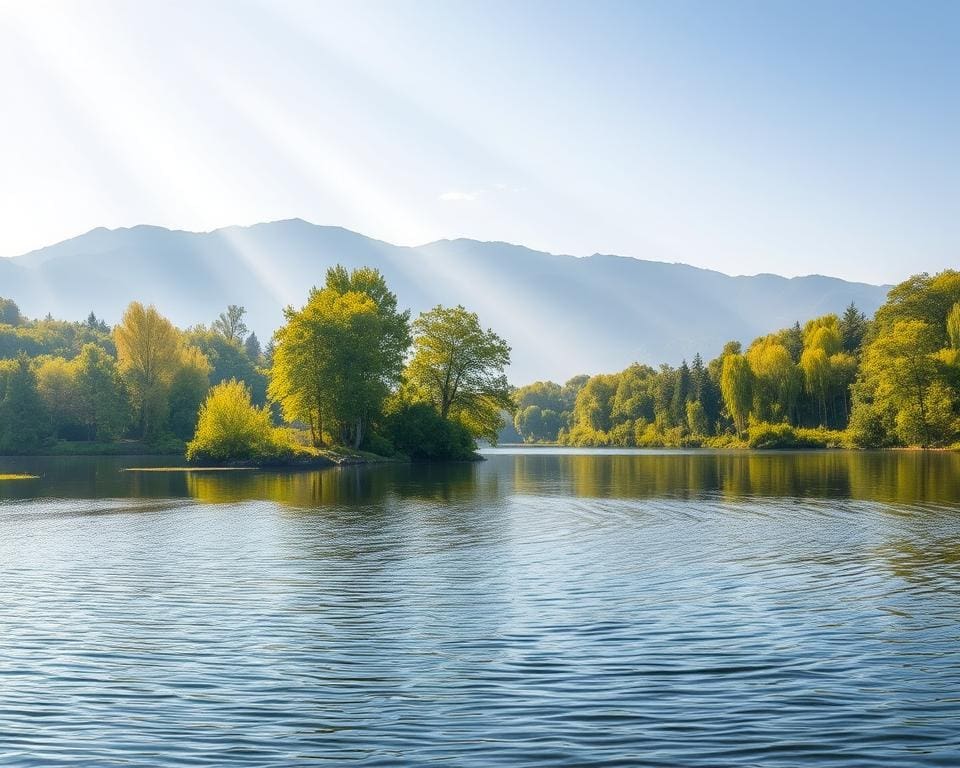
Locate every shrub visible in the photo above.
<box><xmin>383</xmin><ymin>402</ymin><xmax>475</xmax><ymax>460</ymax></box>
<box><xmin>186</xmin><ymin>379</ymin><xmax>283</xmax><ymax>461</ymax></box>
<box><xmin>746</xmin><ymin>421</ymin><xmax>834</xmax><ymax>449</ymax></box>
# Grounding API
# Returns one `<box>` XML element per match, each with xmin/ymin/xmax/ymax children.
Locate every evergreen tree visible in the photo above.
<box><xmin>0</xmin><ymin>354</ymin><xmax>50</xmax><ymax>452</ymax></box>
<box><xmin>839</xmin><ymin>303</ymin><xmax>868</xmax><ymax>353</ymax></box>
<box><xmin>244</xmin><ymin>331</ymin><xmax>262</xmax><ymax>363</ymax></box>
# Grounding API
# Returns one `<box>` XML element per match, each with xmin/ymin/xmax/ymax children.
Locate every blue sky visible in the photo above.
<box><xmin>0</xmin><ymin>0</ymin><xmax>956</xmax><ymax>282</ymax></box>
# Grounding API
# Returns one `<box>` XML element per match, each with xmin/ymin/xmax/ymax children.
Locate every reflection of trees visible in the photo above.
<box><xmin>510</xmin><ymin>451</ymin><xmax>960</xmax><ymax>505</ymax></box>
<box><xmin>185</xmin><ymin>462</ymin><xmax>487</xmax><ymax>509</ymax></box>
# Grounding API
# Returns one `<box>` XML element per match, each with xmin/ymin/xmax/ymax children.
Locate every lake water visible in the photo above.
<box><xmin>2</xmin><ymin>449</ymin><xmax>960</xmax><ymax>766</ymax></box>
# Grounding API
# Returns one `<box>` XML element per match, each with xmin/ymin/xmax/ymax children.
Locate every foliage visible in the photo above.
<box><xmin>168</xmin><ymin>346</ymin><xmax>212</xmax><ymax>440</ymax></box>
<box><xmin>186</xmin><ymin>380</ymin><xmax>283</xmax><ymax>462</ymax></box>
<box><xmin>269</xmin><ymin>267</ymin><xmax>409</xmax><ymax>448</ymax></box>
<box><xmin>0</xmin><ymin>355</ymin><xmax>50</xmax><ymax>453</ymax></box>
<box><xmin>73</xmin><ymin>345</ymin><xmax>130</xmax><ymax>440</ymax></box>
<box><xmin>382</xmin><ymin>401</ymin><xmax>476</xmax><ymax>460</ymax></box>
<box><xmin>404</xmin><ymin>305</ymin><xmax>512</xmax><ymax>443</ymax></box>
<box><xmin>0</xmin><ymin>298</ymin><xmax>23</xmax><ymax>326</ymax></box>
<box><xmin>512</xmin><ymin>376</ymin><xmax>587</xmax><ymax>443</ymax></box>
<box><xmin>114</xmin><ymin>302</ymin><xmax>183</xmax><ymax>438</ymax></box>
<box><xmin>212</xmin><ymin>305</ymin><xmax>249</xmax><ymax>344</ymax></box>
<box><xmin>720</xmin><ymin>353</ymin><xmax>752</xmax><ymax>436</ymax></box>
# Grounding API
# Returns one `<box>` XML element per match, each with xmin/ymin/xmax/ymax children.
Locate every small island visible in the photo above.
<box><xmin>0</xmin><ymin>267</ymin><xmax>511</xmax><ymax>466</ymax></box>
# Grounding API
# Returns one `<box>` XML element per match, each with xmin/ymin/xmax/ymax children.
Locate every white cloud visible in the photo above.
<box><xmin>439</xmin><ymin>190</ymin><xmax>480</xmax><ymax>202</ymax></box>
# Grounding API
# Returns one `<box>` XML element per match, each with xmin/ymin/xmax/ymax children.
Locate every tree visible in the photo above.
<box><xmin>947</xmin><ymin>302</ymin><xmax>960</xmax><ymax>350</ymax></box>
<box><xmin>35</xmin><ymin>357</ymin><xmax>81</xmax><ymax>438</ymax></box>
<box><xmin>0</xmin><ymin>354</ymin><xmax>49</xmax><ymax>453</ymax></box>
<box><xmin>858</xmin><ymin>320</ymin><xmax>947</xmax><ymax>446</ymax></box>
<box><xmin>244</xmin><ymin>331</ymin><xmax>262</xmax><ymax>363</ymax></box>
<box><xmin>185</xmin><ymin>326</ymin><xmax>266</xmax><ymax>405</ymax></box>
<box><xmin>0</xmin><ymin>298</ymin><xmax>23</xmax><ymax>326</ymax></box>
<box><xmin>187</xmin><ymin>380</ymin><xmax>279</xmax><ymax>461</ymax></box>
<box><xmin>513</xmin><ymin>381</ymin><xmax>567</xmax><ymax>442</ymax></box>
<box><xmin>270</xmin><ymin>270</ymin><xmax>408</xmax><ymax>448</ymax></box>
<box><xmin>73</xmin><ymin>344</ymin><xmax>130</xmax><ymax>441</ymax></box>
<box><xmin>404</xmin><ymin>305</ymin><xmax>512</xmax><ymax>443</ymax></box>
<box><xmin>114</xmin><ymin>302</ymin><xmax>181</xmax><ymax>438</ymax></box>
<box><xmin>800</xmin><ymin>347</ymin><xmax>830</xmax><ymax>426</ymax></box>
<box><xmin>874</xmin><ymin>271</ymin><xmax>960</xmax><ymax>346</ymax></box>
<box><xmin>720</xmin><ymin>353</ymin><xmax>752</xmax><ymax>437</ymax></box>
<box><xmin>212</xmin><ymin>305</ymin><xmax>249</xmax><ymax>344</ymax></box>
<box><xmin>839</xmin><ymin>303</ymin><xmax>868</xmax><ymax>353</ymax></box>
<box><xmin>168</xmin><ymin>346</ymin><xmax>212</xmax><ymax>440</ymax></box>
<box><xmin>746</xmin><ymin>336</ymin><xmax>799</xmax><ymax>423</ymax></box>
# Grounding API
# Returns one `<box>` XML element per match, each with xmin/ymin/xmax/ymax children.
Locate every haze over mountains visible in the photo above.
<box><xmin>1</xmin><ymin>220</ymin><xmax>890</xmax><ymax>383</ymax></box>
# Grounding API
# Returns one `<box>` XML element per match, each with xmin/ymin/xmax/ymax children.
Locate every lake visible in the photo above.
<box><xmin>1</xmin><ymin>449</ymin><xmax>959</xmax><ymax>766</ymax></box>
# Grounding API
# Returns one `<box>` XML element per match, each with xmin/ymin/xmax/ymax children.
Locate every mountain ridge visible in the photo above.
<box><xmin>1</xmin><ymin>220</ymin><xmax>892</xmax><ymax>382</ymax></box>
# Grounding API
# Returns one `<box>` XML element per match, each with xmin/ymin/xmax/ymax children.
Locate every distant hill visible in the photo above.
<box><xmin>1</xmin><ymin>220</ymin><xmax>890</xmax><ymax>382</ymax></box>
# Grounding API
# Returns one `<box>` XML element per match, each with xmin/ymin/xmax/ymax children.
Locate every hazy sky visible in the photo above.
<box><xmin>1</xmin><ymin>0</ymin><xmax>956</xmax><ymax>282</ymax></box>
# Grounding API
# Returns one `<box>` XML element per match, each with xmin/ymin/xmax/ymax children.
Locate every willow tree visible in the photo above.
<box><xmin>947</xmin><ymin>302</ymin><xmax>960</xmax><ymax>350</ymax></box>
<box><xmin>404</xmin><ymin>305</ymin><xmax>512</xmax><ymax>443</ymax></box>
<box><xmin>114</xmin><ymin>302</ymin><xmax>181</xmax><ymax>437</ymax></box>
<box><xmin>720</xmin><ymin>353</ymin><xmax>752</xmax><ymax>437</ymax></box>
<box><xmin>747</xmin><ymin>336</ymin><xmax>799</xmax><ymax>423</ymax></box>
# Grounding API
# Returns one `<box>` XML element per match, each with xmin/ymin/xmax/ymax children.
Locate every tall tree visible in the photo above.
<box><xmin>213</xmin><ymin>305</ymin><xmax>249</xmax><ymax>344</ymax></box>
<box><xmin>114</xmin><ymin>302</ymin><xmax>181</xmax><ymax>438</ymax></box>
<box><xmin>720</xmin><ymin>353</ymin><xmax>752</xmax><ymax>437</ymax></box>
<box><xmin>0</xmin><ymin>298</ymin><xmax>23</xmax><ymax>326</ymax></box>
<box><xmin>858</xmin><ymin>320</ymin><xmax>947</xmax><ymax>447</ymax></box>
<box><xmin>0</xmin><ymin>355</ymin><xmax>49</xmax><ymax>452</ymax></box>
<box><xmin>839</xmin><ymin>303</ymin><xmax>869</xmax><ymax>354</ymax></box>
<box><xmin>73</xmin><ymin>344</ymin><xmax>130</xmax><ymax>441</ymax></box>
<box><xmin>270</xmin><ymin>269</ymin><xmax>408</xmax><ymax>448</ymax></box>
<box><xmin>404</xmin><ymin>305</ymin><xmax>512</xmax><ymax>443</ymax></box>
<box><xmin>947</xmin><ymin>302</ymin><xmax>960</xmax><ymax>351</ymax></box>
<box><xmin>244</xmin><ymin>331</ymin><xmax>262</xmax><ymax>363</ymax></box>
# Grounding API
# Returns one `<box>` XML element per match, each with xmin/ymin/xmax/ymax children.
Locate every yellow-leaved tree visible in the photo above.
<box><xmin>186</xmin><ymin>379</ymin><xmax>279</xmax><ymax>461</ymax></box>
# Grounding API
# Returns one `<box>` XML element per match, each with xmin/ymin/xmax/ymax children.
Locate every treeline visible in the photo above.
<box><xmin>512</xmin><ymin>270</ymin><xmax>960</xmax><ymax>449</ymax></box>
<box><xmin>0</xmin><ymin>267</ymin><xmax>512</xmax><ymax>461</ymax></box>
<box><xmin>0</xmin><ymin>299</ymin><xmax>267</xmax><ymax>452</ymax></box>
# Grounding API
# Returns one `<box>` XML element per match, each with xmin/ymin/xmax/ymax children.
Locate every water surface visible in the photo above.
<box><xmin>2</xmin><ymin>449</ymin><xmax>959</xmax><ymax>766</ymax></box>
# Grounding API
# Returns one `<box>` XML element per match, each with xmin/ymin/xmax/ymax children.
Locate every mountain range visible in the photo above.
<box><xmin>1</xmin><ymin>220</ymin><xmax>891</xmax><ymax>383</ymax></box>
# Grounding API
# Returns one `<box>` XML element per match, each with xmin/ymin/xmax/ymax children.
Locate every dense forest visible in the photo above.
<box><xmin>0</xmin><ymin>267</ymin><xmax>512</xmax><ymax>461</ymax></box>
<box><xmin>511</xmin><ymin>270</ymin><xmax>960</xmax><ymax>449</ymax></box>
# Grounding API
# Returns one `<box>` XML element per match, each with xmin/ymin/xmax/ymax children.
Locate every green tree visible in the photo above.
<box><xmin>35</xmin><ymin>357</ymin><xmax>81</xmax><ymax>438</ymax></box>
<box><xmin>168</xmin><ymin>346</ymin><xmax>212</xmax><ymax>440</ymax></box>
<box><xmin>212</xmin><ymin>305</ymin><xmax>249</xmax><ymax>344</ymax></box>
<box><xmin>747</xmin><ymin>336</ymin><xmax>799</xmax><ymax>423</ymax></box>
<box><xmin>0</xmin><ymin>298</ymin><xmax>23</xmax><ymax>326</ymax></box>
<box><xmin>270</xmin><ymin>271</ymin><xmax>407</xmax><ymax>448</ymax></box>
<box><xmin>0</xmin><ymin>355</ymin><xmax>50</xmax><ymax>453</ymax></box>
<box><xmin>839</xmin><ymin>303</ymin><xmax>869</xmax><ymax>353</ymax></box>
<box><xmin>404</xmin><ymin>305</ymin><xmax>512</xmax><ymax>443</ymax></box>
<box><xmin>720</xmin><ymin>353</ymin><xmax>752</xmax><ymax>437</ymax></box>
<box><xmin>244</xmin><ymin>331</ymin><xmax>262</xmax><ymax>363</ymax></box>
<box><xmin>947</xmin><ymin>302</ymin><xmax>960</xmax><ymax>350</ymax></box>
<box><xmin>858</xmin><ymin>320</ymin><xmax>948</xmax><ymax>446</ymax></box>
<box><xmin>73</xmin><ymin>344</ymin><xmax>130</xmax><ymax>440</ymax></box>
